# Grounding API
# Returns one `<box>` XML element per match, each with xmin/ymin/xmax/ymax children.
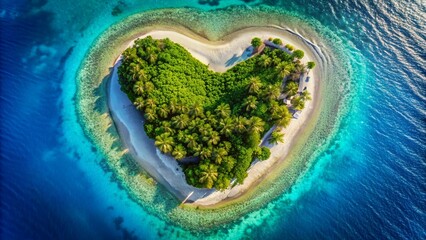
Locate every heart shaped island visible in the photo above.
<box><xmin>108</xmin><ymin>28</ymin><xmax>318</xmax><ymax>206</ymax></box>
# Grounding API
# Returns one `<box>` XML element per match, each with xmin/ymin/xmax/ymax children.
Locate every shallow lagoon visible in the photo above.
<box><xmin>1</xmin><ymin>0</ymin><xmax>425</xmax><ymax>239</ymax></box>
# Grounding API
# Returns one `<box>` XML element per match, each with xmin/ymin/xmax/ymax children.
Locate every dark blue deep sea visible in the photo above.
<box><xmin>1</xmin><ymin>0</ymin><xmax>425</xmax><ymax>239</ymax></box>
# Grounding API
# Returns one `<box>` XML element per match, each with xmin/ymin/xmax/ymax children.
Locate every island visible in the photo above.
<box><xmin>108</xmin><ymin>29</ymin><xmax>318</xmax><ymax>205</ymax></box>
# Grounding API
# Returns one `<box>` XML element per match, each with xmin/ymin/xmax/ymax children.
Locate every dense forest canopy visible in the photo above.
<box><xmin>118</xmin><ymin>36</ymin><xmax>310</xmax><ymax>190</ymax></box>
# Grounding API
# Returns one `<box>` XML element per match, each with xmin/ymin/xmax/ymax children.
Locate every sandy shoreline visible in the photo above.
<box><xmin>107</xmin><ymin>26</ymin><xmax>321</xmax><ymax>206</ymax></box>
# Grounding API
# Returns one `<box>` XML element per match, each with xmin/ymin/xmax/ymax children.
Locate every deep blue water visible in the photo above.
<box><xmin>1</xmin><ymin>0</ymin><xmax>425</xmax><ymax>239</ymax></box>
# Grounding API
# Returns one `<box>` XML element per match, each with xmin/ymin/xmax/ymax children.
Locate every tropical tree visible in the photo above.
<box><xmin>185</xmin><ymin>134</ymin><xmax>198</xmax><ymax>150</ymax></box>
<box><xmin>292</xmin><ymin>50</ymin><xmax>305</xmax><ymax>59</ymax></box>
<box><xmin>291</xmin><ymin>96</ymin><xmax>305</xmax><ymax>110</ymax></box>
<box><xmin>157</xmin><ymin>104</ymin><xmax>169</xmax><ymax>119</ymax></box>
<box><xmin>133</xmin><ymin>97</ymin><xmax>144</xmax><ymax>110</ymax></box>
<box><xmin>263</xmin><ymin>84</ymin><xmax>281</xmax><ymax>101</ymax></box>
<box><xmin>251</xmin><ymin>37</ymin><xmax>262</xmax><ymax>48</ymax></box>
<box><xmin>261</xmin><ymin>55</ymin><xmax>272</xmax><ymax>67</ymax></box>
<box><xmin>215</xmin><ymin>103</ymin><xmax>231</xmax><ymax>118</ymax></box>
<box><xmin>199</xmin><ymin>164</ymin><xmax>218</xmax><ymax>189</ymax></box>
<box><xmin>248</xmin><ymin>116</ymin><xmax>265</xmax><ymax>134</ymax></box>
<box><xmin>189</xmin><ymin>103</ymin><xmax>204</xmax><ymax>117</ymax></box>
<box><xmin>307</xmin><ymin>61</ymin><xmax>316</xmax><ymax>70</ymax></box>
<box><xmin>275</xmin><ymin>62</ymin><xmax>293</xmax><ymax>78</ymax></box>
<box><xmin>243</xmin><ymin>96</ymin><xmax>258</xmax><ymax>112</ymax></box>
<box><xmin>145</xmin><ymin>98</ymin><xmax>156</xmax><ymax>109</ymax></box>
<box><xmin>274</xmin><ymin>106</ymin><xmax>292</xmax><ymax>127</ymax></box>
<box><xmin>172</xmin><ymin>144</ymin><xmax>187</xmax><ymax>160</ymax></box>
<box><xmin>301</xmin><ymin>91</ymin><xmax>312</xmax><ymax>101</ymax></box>
<box><xmin>144</xmin><ymin>109</ymin><xmax>157</xmax><ymax>122</ymax></box>
<box><xmin>155</xmin><ymin>133</ymin><xmax>174</xmax><ymax>153</ymax></box>
<box><xmin>133</xmin><ymin>81</ymin><xmax>144</xmax><ymax>95</ymax></box>
<box><xmin>172</xmin><ymin>114</ymin><xmax>190</xmax><ymax>129</ymax></box>
<box><xmin>208</xmin><ymin>131</ymin><xmax>220</xmax><ymax>146</ymax></box>
<box><xmin>161</xmin><ymin>121</ymin><xmax>175</xmax><ymax>134</ymax></box>
<box><xmin>205</xmin><ymin>111</ymin><xmax>218</xmax><ymax>126</ymax></box>
<box><xmin>247</xmin><ymin>76</ymin><xmax>262</xmax><ymax>94</ymax></box>
<box><xmin>284</xmin><ymin>81</ymin><xmax>299</xmax><ymax>97</ymax></box>
<box><xmin>213</xmin><ymin>148</ymin><xmax>228</xmax><ymax>164</ymax></box>
<box><xmin>144</xmin><ymin>81</ymin><xmax>155</xmax><ymax>93</ymax></box>
<box><xmin>272</xmin><ymin>38</ymin><xmax>283</xmax><ymax>45</ymax></box>
<box><xmin>169</xmin><ymin>99</ymin><xmax>178</xmax><ymax>114</ymax></box>
<box><xmin>199</xmin><ymin>147</ymin><xmax>213</xmax><ymax>160</ymax></box>
<box><xmin>269</xmin><ymin>130</ymin><xmax>285</xmax><ymax>145</ymax></box>
<box><xmin>176</xmin><ymin>103</ymin><xmax>188</xmax><ymax>115</ymax></box>
<box><xmin>235</xmin><ymin>116</ymin><xmax>248</xmax><ymax>133</ymax></box>
<box><xmin>285</xmin><ymin>44</ymin><xmax>294</xmax><ymax>51</ymax></box>
<box><xmin>219</xmin><ymin>118</ymin><xmax>234</xmax><ymax>137</ymax></box>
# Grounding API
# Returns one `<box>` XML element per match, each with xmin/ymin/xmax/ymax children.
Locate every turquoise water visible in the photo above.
<box><xmin>1</xmin><ymin>0</ymin><xmax>425</xmax><ymax>239</ymax></box>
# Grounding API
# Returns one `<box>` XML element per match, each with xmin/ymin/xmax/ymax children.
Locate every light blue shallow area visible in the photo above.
<box><xmin>1</xmin><ymin>0</ymin><xmax>425</xmax><ymax>239</ymax></box>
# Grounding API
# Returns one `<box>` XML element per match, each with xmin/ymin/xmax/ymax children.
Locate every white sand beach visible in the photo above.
<box><xmin>108</xmin><ymin>27</ymin><xmax>320</xmax><ymax>205</ymax></box>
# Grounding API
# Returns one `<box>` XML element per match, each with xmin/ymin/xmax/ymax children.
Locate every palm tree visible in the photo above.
<box><xmin>137</xmin><ymin>69</ymin><xmax>148</xmax><ymax>82</ymax></box>
<box><xmin>172</xmin><ymin>114</ymin><xmax>190</xmax><ymax>129</ymax></box>
<box><xmin>199</xmin><ymin>164</ymin><xmax>218</xmax><ymax>189</ymax></box>
<box><xmin>208</xmin><ymin>131</ymin><xmax>220</xmax><ymax>146</ymax></box>
<box><xmin>161</xmin><ymin>121</ymin><xmax>175</xmax><ymax>134</ymax></box>
<box><xmin>274</xmin><ymin>106</ymin><xmax>292</xmax><ymax>127</ymax></box>
<box><xmin>276</xmin><ymin>62</ymin><xmax>293</xmax><ymax>78</ymax></box>
<box><xmin>198</xmin><ymin>124</ymin><xmax>212</xmax><ymax>137</ymax></box>
<box><xmin>262</xmin><ymin>56</ymin><xmax>272</xmax><ymax>67</ymax></box>
<box><xmin>172</xmin><ymin>144</ymin><xmax>187</xmax><ymax>160</ymax></box>
<box><xmin>205</xmin><ymin>111</ymin><xmax>218</xmax><ymax>126</ymax></box>
<box><xmin>169</xmin><ymin>100</ymin><xmax>178</xmax><ymax>114</ymax></box>
<box><xmin>268</xmin><ymin>131</ymin><xmax>285</xmax><ymax>145</ymax></box>
<box><xmin>284</xmin><ymin>81</ymin><xmax>298</xmax><ymax>97</ymax></box>
<box><xmin>145</xmin><ymin>98</ymin><xmax>156</xmax><ymax>109</ymax></box>
<box><xmin>213</xmin><ymin>148</ymin><xmax>228</xmax><ymax>164</ymax></box>
<box><xmin>144</xmin><ymin>81</ymin><xmax>155</xmax><ymax>93</ymax></box>
<box><xmin>185</xmin><ymin>134</ymin><xmax>198</xmax><ymax>149</ymax></box>
<box><xmin>157</xmin><ymin>104</ymin><xmax>169</xmax><ymax>119</ymax></box>
<box><xmin>289</xmin><ymin>64</ymin><xmax>306</xmax><ymax>81</ymax></box>
<box><xmin>133</xmin><ymin>81</ymin><xmax>144</xmax><ymax>95</ymax></box>
<box><xmin>301</xmin><ymin>91</ymin><xmax>312</xmax><ymax>101</ymax></box>
<box><xmin>219</xmin><ymin>118</ymin><xmax>233</xmax><ymax>137</ymax></box>
<box><xmin>155</xmin><ymin>133</ymin><xmax>174</xmax><ymax>153</ymax></box>
<box><xmin>235</xmin><ymin>116</ymin><xmax>248</xmax><ymax>133</ymax></box>
<box><xmin>130</xmin><ymin>63</ymin><xmax>141</xmax><ymax>81</ymax></box>
<box><xmin>133</xmin><ymin>97</ymin><xmax>144</xmax><ymax>110</ymax></box>
<box><xmin>291</xmin><ymin>96</ymin><xmax>305</xmax><ymax>110</ymax></box>
<box><xmin>248</xmin><ymin>117</ymin><xmax>265</xmax><ymax>134</ymax></box>
<box><xmin>247</xmin><ymin>76</ymin><xmax>262</xmax><ymax>94</ymax></box>
<box><xmin>176</xmin><ymin>102</ymin><xmax>187</xmax><ymax>114</ymax></box>
<box><xmin>263</xmin><ymin>84</ymin><xmax>281</xmax><ymax>101</ymax></box>
<box><xmin>215</xmin><ymin>103</ymin><xmax>231</xmax><ymax>118</ymax></box>
<box><xmin>189</xmin><ymin>103</ymin><xmax>203</xmax><ymax>118</ymax></box>
<box><xmin>144</xmin><ymin>109</ymin><xmax>157</xmax><ymax>122</ymax></box>
<box><xmin>243</xmin><ymin>96</ymin><xmax>258</xmax><ymax>112</ymax></box>
<box><xmin>199</xmin><ymin>147</ymin><xmax>213</xmax><ymax>160</ymax></box>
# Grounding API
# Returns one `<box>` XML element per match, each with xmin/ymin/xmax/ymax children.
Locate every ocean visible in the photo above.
<box><xmin>1</xmin><ymin>0</ymin><xmax>425</xmax><ymax>239</ymax></box>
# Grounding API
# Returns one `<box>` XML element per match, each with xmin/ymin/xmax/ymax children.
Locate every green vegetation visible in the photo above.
<box><xmin>118</xmin><ymin>36</ymin><xmax>311</xmax><ymax>190</ymax></box>
<box><xmin>307</xmin><ymin>61</ymin><xmax>316</xmax><ymax>69</ymax></box>
<box><xmin>292</xmin><ymin>49</ymin><xmax>305</xmax><ymax>59</ymax></box>
<box><xmin>251</xmin><ymin>37</ymin><xmax>262</xmax><ymax>48</ymax></box>
<box><xmin>285</xmin><ymin>44</ymin><xmax>294</xmax><ymax>51</ymax></box>
<box><xmin>269</xmin><ymin>130</ymin><xmax>284</xmax><ymax>145</ymax></box>
<box><xmin>272</xmin><ymin>38</ymin><xmax>283</xmax><ymax>45</ymax></box>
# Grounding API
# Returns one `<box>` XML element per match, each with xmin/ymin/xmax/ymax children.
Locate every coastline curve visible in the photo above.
<box><xmin>75</xmin><ymin>6</ymin><xmax>353</xmax><ymax>229</ymax></box>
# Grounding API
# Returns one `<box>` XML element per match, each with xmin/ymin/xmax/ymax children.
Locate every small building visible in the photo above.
<box><xmin>293</xmin><ymin>110</ymin><xmax>302</xmax><ymax>119</ymax></box>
